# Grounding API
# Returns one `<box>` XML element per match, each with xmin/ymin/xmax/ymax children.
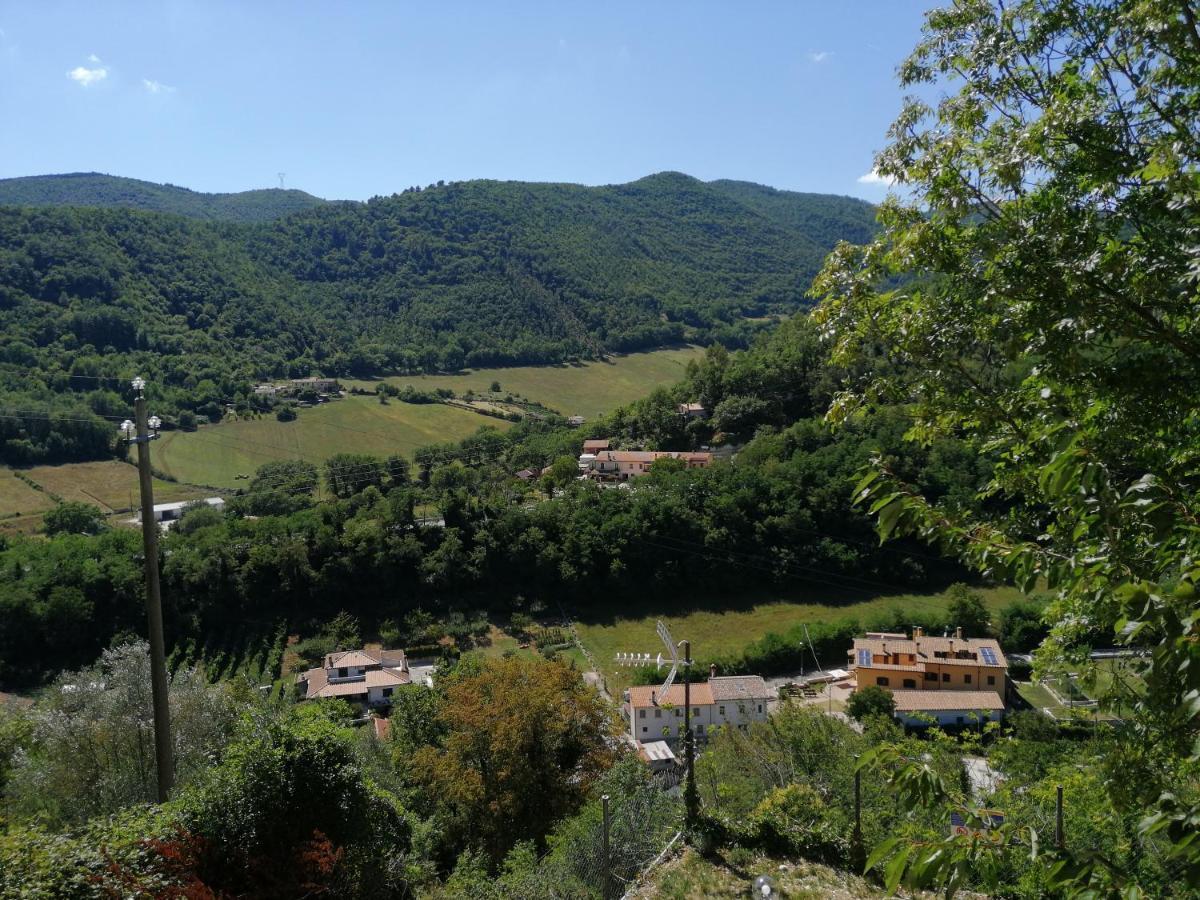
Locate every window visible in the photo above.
<box><xmin>718</xmin><ymin>705</ymin><xmax>725</xmax><ymax>716</ymax></box>
<box><xmin>641</xmin><ymin>726</ymin><xmax>648</xmax><ymax>733</ymax></box>
<box><xmin>903</xmin><ymin>679</ymin><xmax>916</xmax><ymax>689</ymax></box>
<box><xmin>876</xmin><ymin>677</ymin><xmax>890</xmax><ymax>686</ymax></box>
<box><xmin>674</xmin><ymin>709</ymin><xmax>681</xmax><ymax>717</ymax></box>
<box><xmin>383</xmin><ymin>687</ymin><xmax>393</xmax><ymax>698</ymax></box>
<box><xmin>964</xmin><ymin>674</ymin><xmax>972</xmax><ymax>684</ymax></box>
<box><xmin>955</xmin><ymin>716</ymin><xmax>964</xmax><ymax>726</ymax></box>
<box><xmin>757</xmin><ymin>704</ymin><xmax>763</xmax><ymax>714</ymax></box>
<box><xmin>638</xmin><ymin>709</ymin><xmax>645</xmax><ymax>719</ymax></box>
<box><xmin>924</xmin><ymin>671</ymin><xmax>938</xmax><ymax>681</ymax></box>
<box><xmin>338</xmin><ymin>667</ymin><xmax>347</xmax><ymax>678</ymax></box>
<box><xmin>987</xmin><ymin>675</ymin><xmax>995</xmax><ymax>685</ymax></box>
<box><xmin>942</xmin><ymin>673</ymin><xmax>950</xmax><ymax>682</ymax></box>
<box><xmin>654</xmin><ymin>709</ymin><xmax>661</xmax><ymax>719</ymax></box>
<box><xmin>696</xmin><ymin>724</ymin><xmax>704</xmax><ymax>734</ymax></box>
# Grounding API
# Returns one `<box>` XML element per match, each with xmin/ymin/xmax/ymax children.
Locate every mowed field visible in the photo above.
<box><xmin>575</xmin><ymin>584</ymin><xmax>1024</xmax><ymax>693</ymax></box>
<box><xmin>0</xmin><ymin>460</ymin><xmax>212</xmax><ymax>533</ymax></box>
<box><xmin>349</xmin><ymin>345</ymin><xmax>706</xmax><ymax>419</ymax></box>
<box><xmin>155</xmin><ymin>394</ymin><xmax>512</xmax><ymax>489</ymax></box>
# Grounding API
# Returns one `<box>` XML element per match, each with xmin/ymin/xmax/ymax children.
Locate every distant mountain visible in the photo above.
<box><xmin>0</xmin><ymin>173</ymin><xmax>327</xmax><ymax>222</ymax></box>
<box><xmin>0</xmin><ymin>171</ymin><xmax>878</xmax><ymax>463</ymax></box>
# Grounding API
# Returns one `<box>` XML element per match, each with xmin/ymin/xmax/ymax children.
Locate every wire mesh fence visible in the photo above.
<box><xmin>488</xmin><ymin>775</ymin><xmax>684</xmax><ymax>899</ymax></box>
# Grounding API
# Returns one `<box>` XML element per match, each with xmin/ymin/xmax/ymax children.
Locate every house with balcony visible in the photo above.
<box><xmin>296</xmin><ymin>647</ymin><xmax>411</xmax><ymax>706</ymax></box>
<box><xmin>848</xmin><ymin>627</ymin><xmax>1010</xmax><ymax>726</ymax></box>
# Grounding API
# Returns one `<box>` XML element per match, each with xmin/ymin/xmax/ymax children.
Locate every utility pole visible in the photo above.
<box><xmin>851</xmin><ymin>756</ymin><xmax>865</xmax><ymax>871</ymax></box>
<box><xmin>121</xmin><ymin>377</ymin><xmax>174</xmax><ymax>802</ymax></box>
<box><xmin>682</xmin><ymin>639</ymin><xmax>698</xmax><ymax>828</ymax></box>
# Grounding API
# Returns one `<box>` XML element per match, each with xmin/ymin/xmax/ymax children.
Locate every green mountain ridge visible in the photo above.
<box><xmin>0</xmin><ymin>172</ymin><xmax>327</xmax><ymax>223</ymax></box>
<box><xmin>0</xmin><ymin>171</ymin><xmax>877</xmax><ymax>464</ymax></box>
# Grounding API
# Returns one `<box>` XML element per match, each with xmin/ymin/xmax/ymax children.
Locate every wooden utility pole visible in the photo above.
<box><xmin>601</xmin><ymin>793</ymin><xmax>612</xmax><ymax>899</ymax></box>
<box><xmin>127</xmin><ymin>380</ymin><xmax>174</xmax><ymax>801</ymax></box>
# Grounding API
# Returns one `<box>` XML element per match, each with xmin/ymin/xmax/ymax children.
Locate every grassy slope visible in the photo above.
<box><xmin>576</xmin><ymin>584</ymin><xmax>1023</xmax><ymax>694</ymax></box>
<box><xmin>633</xmin><ymin>847</ymin><xmax>906</xmax><ymax>900</ymax></box>
<box><xmin>23</xmin><ymin>460</ymin><xmax>213</xmax><ymax>510</ymax></box>
<box><xmin>1</xmin><ymin>461</ymin><xmax>212</xmax><ymax>533</ymax></box>
<box><xmin>154</xmin><ymin>395</ymin><xmax>512</xmax><ymax>488</ymax></box>
<box><xmin>349</xmin><ymin>345</ymin><xmax>706</xmax><ymax>419</ymax></box>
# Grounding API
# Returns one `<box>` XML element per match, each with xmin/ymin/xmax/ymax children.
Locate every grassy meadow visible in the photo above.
<box><xmin>1</xmin><ymin>461</ymin><xmax>214</xmax><ymax>533</ymax></box>
<box><xmin>574</xmin><ymin>583</ymin><xmax>1024</xmax><ymax>694</ymax></box>
<box><xmin>349</xmin><ymin>344</ymin><xmax>706</xmax><ymax>419</ymax></box>
<box><xmin>154</xmin><ymin>394</ymin><xmax>513</xmax><ymax>489</ymax></box>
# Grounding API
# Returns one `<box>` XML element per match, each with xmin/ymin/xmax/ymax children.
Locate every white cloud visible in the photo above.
<box><xmin>142</xmin><ymin>78</ymin><xmax>175</xmax><ymax>94</ymax></box>
<box><xmin>87</xmin><ymin>53</ymin><xmax>101</xmax><ymax>63</ymax></box>
<box><xmin>68</xmin><ymin>63</ymin><xmax>107</xmax><ymax>87</ymax></box>
<box><xmin>808</xmin><ymin>50</ymin><xmax>832</xmax><ymax>63</ymax></box>
<box><xmin>857</xmin><ymin>168</ymin><xmax>896</xmax><ymax>186</ymax></box>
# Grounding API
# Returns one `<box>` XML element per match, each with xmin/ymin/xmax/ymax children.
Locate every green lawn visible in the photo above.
<box><xmin>154</xmin><ymin>394</ymin><xmax>512</xmax><ymax>489</ymax></box>
<box><xmin>348</xmin><ymin>345</ymin><xmax>706</xmax><ymax>419</ymax></box>
<box><xmin>575</xmin><ymin>584</ymin><xmax>1023</xmax><ymax>694</ymax></box>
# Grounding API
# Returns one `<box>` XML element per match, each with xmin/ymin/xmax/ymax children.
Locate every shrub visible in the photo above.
<box><xmin>846</xmin><ymin>685</ymin><xmax>895</xmax><ymax>722</ymax></box>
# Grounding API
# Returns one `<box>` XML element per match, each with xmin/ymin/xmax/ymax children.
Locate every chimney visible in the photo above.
<box><xmin>651</xmin><ymin>690</ymin><xmax>657</xmax><ymax>706</ymax></box>
<box><xmin>710</xmin><ymin>663</ymin><xmax>717</xmax><ymax>679</ymax></box>
<box><xmin>913</xmin><ymin>626</ymin><xmax>923</xmax><ymax>639</ymax></box>
<box><xmin>955</xmin><ymin>626</ymin><xmax>963</xmax><ymax>640</ymax></box>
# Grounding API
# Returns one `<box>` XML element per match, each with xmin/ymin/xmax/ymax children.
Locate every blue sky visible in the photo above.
<box><xmin>0</xmin><ymin>2</ymin><xmax>928</xmax><ymax>201</ymax></box>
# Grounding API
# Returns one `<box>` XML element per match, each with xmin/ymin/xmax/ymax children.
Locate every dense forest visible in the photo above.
<box><xmin>0</xmin><ymin>172</ymin><xmax>875</xmax><ymax>463</ymax></box>
<box><xmin>0</xmin><ymin>173</ymin><xmax>328</xmax><ymax>222</ymax></box>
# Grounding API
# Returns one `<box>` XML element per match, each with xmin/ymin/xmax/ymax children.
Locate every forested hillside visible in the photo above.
<box><xmin>0</xmin><ymin>173</ymin><xmax>326</xmax><ymax>222</ymax></box>
<box><xmin>0</xmin><ymin>172</ymin><xmax>875</xmax><ymax>464</ymax></box>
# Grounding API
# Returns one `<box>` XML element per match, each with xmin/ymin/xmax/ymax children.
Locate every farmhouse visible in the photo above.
<box><xmin>582</xmin><ymin>438</ymin><xmax>611</xmax><ymax>453</ymax></box>
<box><xmin>677</xmin><ymin>402</ymin><xmax>707</xmax><ymax>420</ymax></box>
<box><xmin>580</xmin><ymin>449</ymin><xmax>713</xmax><ymax>481</ymax></box>
<box><xmin>296</xmin><ymin>647</ymin><xmax>411</xmax><ymax>706</ymax></box>
<box><xmin>848</xmin><ymin>627</ymin><xmax>1010</xmax><ymax>725</ymax></box>
<box><xmin>624</xmin><ymin>673</ymin><xmax>771</xmax><ymax>745</ymax></box>
<box><xmin>289</xmin><ymin>376</ymin><xmax>340</xmax><ymax>393</ymax></box>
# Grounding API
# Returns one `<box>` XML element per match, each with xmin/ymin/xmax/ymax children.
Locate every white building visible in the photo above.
<box><xmin>889</xmin><ymin>690</ymin><xmax>1006</xmax><ymax>728</ymax></box>
<box><xmin>296</xmin><ymin>648</ymin><xmax>412</xmax><ymax>706</ymax></box>
<box><xmin>624</xmin><ymin>674</ymin><xmax>772</xmax><ymax>744</ymax></box>
<box><xmin>135</xmin><ymin>497</ymin><xmax>225</xmax><ymax>528</ymax></box>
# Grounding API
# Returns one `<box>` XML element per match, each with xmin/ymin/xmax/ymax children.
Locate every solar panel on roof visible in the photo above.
<box><xmin>979</xmin><ymin>647</ymin><xmax>998</xmax><ymax>665</ymax></box>
<box><xmin>857</xmin><ymin>649</ymin><xmax>872</xmax><ymax>667</ymax></box>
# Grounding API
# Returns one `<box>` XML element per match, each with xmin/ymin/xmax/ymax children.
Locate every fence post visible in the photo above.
<box><xmin>1055</xmin><ymin>784</ymin><xmax>1064</xmax><ymax>849</ymax></box>
<box><xmin>602</xmin><ymin>793</ymin><xmax>612</xmax><ymax>899</ymax></box>
<box><xmin>850</xmin><ymin>757</ymin><xmax>865</xmax><ymax>871</ymax></box>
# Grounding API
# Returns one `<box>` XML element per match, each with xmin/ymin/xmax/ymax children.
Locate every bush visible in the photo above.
<box><xmin>846</xmin><ymin>685</ymin><xmax>895</xmax><ymax>722</ymax></box>
<box><xmin>275</xmin><ymin>406</ymin><xmax>297</xmax><ymax>422</ymax></box>
<box><xmin>43</xmin><ymin>501</ymin><xmax>106</xmax><ymax>536</ymax></box>
<box><xmin>744</xmin><ymin>783</ymin><xmax>850</xmax><ymax>864</ymax></box>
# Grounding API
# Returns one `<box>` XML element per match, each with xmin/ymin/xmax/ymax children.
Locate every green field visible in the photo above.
<box><xmin>1</xmin><ymin>461</ymin><xmax>214</xmax><ymax>532</ymax></box>
<box><xmin>575</xmin><ymin>584</ymin><xmax>1023</xmax><ymax>693</ymax></box>
<box><xmin>349</xmin><ymin>345</ymin><xmax>706</xmax><ymax>420</ymax></box>
<box><xmin>155</xmin><ymin>394</ymin><xmax>512</xmax><ymax>489</ymax></box>
<box><xmin>0</xmin><ymin>469</ymin><xmax>54</xmax><ymax>518</ymax></box>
